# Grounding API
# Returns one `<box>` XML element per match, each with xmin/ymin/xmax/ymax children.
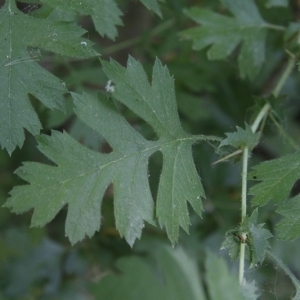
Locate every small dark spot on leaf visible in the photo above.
<box><xmin>253</xmin><ymin>176</ymin><xmax>257</xmax><ymax>179</ymax></box>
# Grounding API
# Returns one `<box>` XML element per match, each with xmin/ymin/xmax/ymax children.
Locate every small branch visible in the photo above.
<box><xmin>263</xmin><ymin>23</ymin><xmax>285</xmax><ymax>31</ymax></box>
<box><xmin>251</xmin><ymin>103</ymin><xmax>271</xmax><ymax>133</ymax></box>
<box><xmin>273</xmin><ymin>51</ymin><xmax>296</xmax><ymax>97</ymax></box>
<box><xmin>212</xmin><ymin>149</ymin><xmax>242</xmax><ymax>165</ymax></box>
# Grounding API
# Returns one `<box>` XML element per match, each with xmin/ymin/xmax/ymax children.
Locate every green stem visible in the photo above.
<box><xmin>241</xmin><ymin>147</ymin><xmax>248</xmax><ymax>221</ymax></box>
<box><xmin>263</xmin><ymin>23</ymin><xmax>285</xmax><ymax>31</ymax></box>
<box><xmin>239</xmin><ymin>236</ymin><xmax>246</xmax><ymax>285</ymax></box>
<box><xmin>273</xmin><ymin>53</ymin><xmax>296</xmax><ymax>97</ymax></box>
<box><xmin>251</xmin><ymin>103</ymin><xmax>271</xmax><ymax>133</ymax></box>
<box><xmin>212</xmin><ymin>149</ymin><xmax>242</xmax><ymax>165</ymax></box>
<box><xmin>239</xmin><ymin>146</ymin><xmax>248</xmax><ymax>285</ymax></box>
<box><xmin>238</xmin><ymin>52</ymin><xmax>297</xmax><ymax>286</ymax></box>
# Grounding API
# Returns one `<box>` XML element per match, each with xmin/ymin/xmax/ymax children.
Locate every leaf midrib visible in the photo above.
<box><xmin>24</xmin><ymin>135</ymin><xmax>200</xmax><ymax>196</ymax></box>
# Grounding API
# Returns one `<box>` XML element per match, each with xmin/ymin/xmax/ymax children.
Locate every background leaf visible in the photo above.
<box><xmin>268</xmin><ymin>251</ymin><xmax>300</xmax><ymax>300</ymax></box>
<box><xmin>181</xmin><ymin>0</ymin><xmax>273</xmax><ymax>79</ymax></box>
<box><xmin>205</xmin><ymin>251</ymin><xmax>248</xmax><ymax>300</ymax></box>
<box><xmin>91</xmin><ymin>244</ymin><xmax>206</xmax><ymax>300</ymax></box>
<box><xmin>276</xmin><ymin>194</ymin><xmax>300</xmax><ymax>240</ymax></box>
<box><xmin>41</xmin><ymin>0</ymin><xmax>123</xmax><ymax>40</ymax></box>
<box><xmin>0</xmin><ymin>0</ymin><xmax>98</xmax><ymax>154</ymax></box>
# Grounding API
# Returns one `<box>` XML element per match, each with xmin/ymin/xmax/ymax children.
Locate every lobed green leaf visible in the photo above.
<box><xmin>222</xmin><ymin>209</ymin><xmax>273</xmax><ymax>266</ymax></box>
<box><xmin>5</xmin><ymin>58</ymin><xmax>206</xmax><ymax>246</ymax></box>
<box><xmin>0</xmin><ymin>0</ymin><xmax>98</xmax><ymax>154</ymax></box>
<box><xmin>219</xmin><ymin>124</ymin><xmax>260</xmax><ymax>151</ymax></box>
<box><xmin>244</xmin><ymin>209</ymin><xmax>273</xmax><ymax>266</ymax></box>
<box><xmin>41</xmin><ymin>0</ymin><xmax>123</xmax><ymax>40</ymax></box>
<box><xmin>221</xmin><ymin>230</ymin><xmax>240</xmax><ymax>260</ymax></box>
<box><xmin>139</xmin><ymin>0</ymin><xmax>163</xmax><ymax>18</ymax></box>
<box><xmin>180</xmin><ymin>0</ymin><xmax>274</xmax><ymax>79</ymax></box>
<box><xmin>41</xmin><ymin>0</ymin><xmax>163</xmax><ymax>40</ymax></box>
<box><xmin>249</xmin><ymin>151</ymin><xmax>300</xmax><ymax>206</ymax></box>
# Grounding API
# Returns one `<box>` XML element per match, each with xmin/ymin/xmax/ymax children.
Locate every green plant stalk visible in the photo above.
<box><xmin>273</xmin><ymin>53</ymin><xmax>296</xmax><ymax>98</ymax></box>
<box><xmin>238</xmin><ymin>53</ymin><xmax>296</xmax><ymax>285</ymax></box>
<box><xmin>251</xmin><ymin>103</ymin><xmax>271</xmax><ymax>133</ymax></box>
<box><xmin>239</xmin><ymin>146</ymin><xmax>249</xmax><ymax>285</ymax></box>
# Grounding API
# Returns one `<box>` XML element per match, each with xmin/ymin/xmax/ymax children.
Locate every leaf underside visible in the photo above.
<box><xmin>0</xmin><ymin>0</ymin><xmax>98</xmax><ymax>154</ymax></box>
<box><xmin>5</xmin><ymin>57</ymin><xmax>205</xmax><ymax>246</ymax></box>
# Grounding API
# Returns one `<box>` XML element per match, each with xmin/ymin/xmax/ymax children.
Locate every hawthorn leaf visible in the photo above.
<box><xmin>268</xmin><ymin>251</ymin><xmax>300</xmax><ymax>300</ymax></box>
<box><xmin>41</xmin><ymin>0</ymin><xmax>123</xmax><ymax>40</ymax></box>
<box><xmin>5</xmin><ymin>104</ymin><xmax>156</xmax><ymax>247</ymax></box>
<box><xmin>276</xmin><ymin>194</ymin><xmax>300</xmax><ymax>240</ymax></box>
<box><xmin>5</xmin><ymin>58</ymin><xmax>206</xmax><ymax>246</ymax></box>
<box><xmin>243</xmin><ymin>209</ymin><xmax>273</xmax><ymax>266</ymax></box>
<box><xmin>249</xmin><ymin>151</ymin><xmax>300</xmax><ymax>206</ymax></box>
<box><xmin>139</xmin><ymin>0</ymin><xmax>162</xmax><ymax>17</ymax></box>
<box><xmin>221</xmin><ymin>229</ymin><xmax>240</xmax><ymax>260</ymax></box>
<box><xmin>180</xmin><ymin>0</ymin><xmax>274</xmax><ymax>79</ymax></box>
<box><xmin>222</xmin><ymin>209</ymin><xmax>272</xmax><ymax>266</ymax></box>
<box><xmin>0</xmin><ymin>0</ymin><xmax>98</xmax><ymax>154</ymax></box>
<box><xmin>101</xmin><ymin>57</ymin><xmax>205</xmax><ymax>243</ymax></box>
<box><xmin>219</xmin><ymin>124</ymin><xmax>260</xmax><ymax>151</ymax></box>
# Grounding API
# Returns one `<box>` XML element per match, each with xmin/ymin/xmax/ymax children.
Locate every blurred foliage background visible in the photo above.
<box><xmin>1</xmin><ymin>0</ymin><xmax>300</xmax><ymax>299</ymax></box>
